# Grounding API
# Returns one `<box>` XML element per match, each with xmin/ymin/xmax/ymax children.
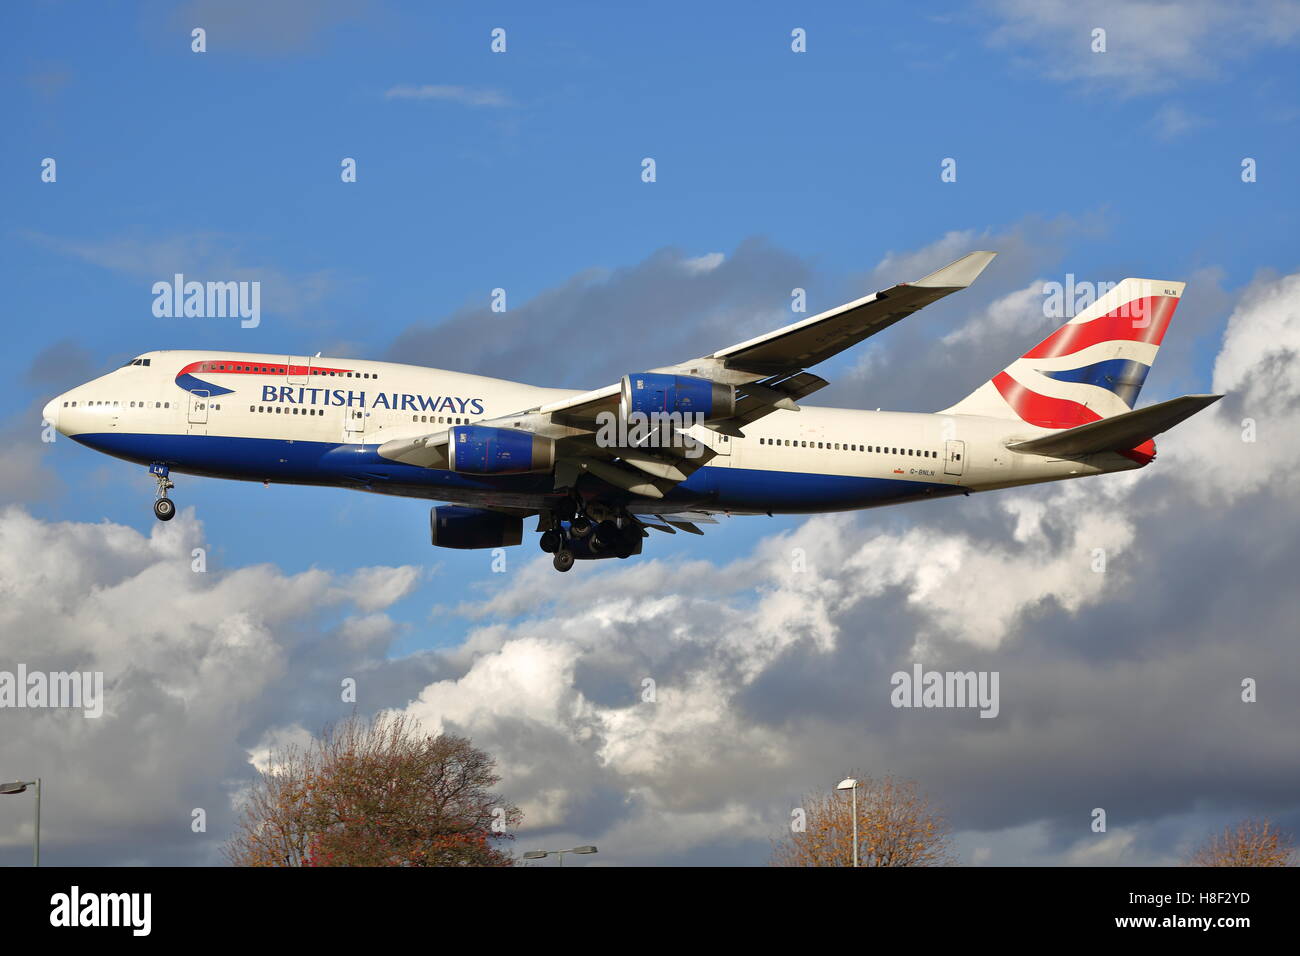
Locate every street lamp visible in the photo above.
<box><xmin>836</xmin><ymin>778</ymin><xmax>858</xmax><ymax>868</ymax></box>
<box><xmin>522</xmin><ymin>845</ymin><xmax>597</xmax><ymax>867</ymax></box>
<box><xmin>1</xmin><ymin>778</ymin><xmax>41</xmax><ymax>867</ymax></box>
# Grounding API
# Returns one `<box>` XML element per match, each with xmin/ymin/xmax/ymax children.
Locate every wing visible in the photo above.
<box><xmin>380</xmin><ymin>250</ymin><xmax>997</xmax><ymax>501</ymax></box>
<box><xmin>696</xmin><ymin>250</ymin><xmax>998</xmax><ymax>377</ymax></box>
<box><xmin>531</xmin><ymin>250</ymin><xmax>997</xmax><ymax>427</ymax></box>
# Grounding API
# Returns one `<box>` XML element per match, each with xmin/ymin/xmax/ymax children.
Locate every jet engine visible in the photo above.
<box><xmin>447</xmin><ymin>425</ymin><xmax>555</xmax><ymax>475</ymax></box>
<box><xmin>430</xmin><ymin>505</ymin><xmax>522</xmax><ymax>549</ymax></box>
<box><xmin>620</xmin><ymin>373</ymin><xmax>735</xmax><ymax>423</ymax></box>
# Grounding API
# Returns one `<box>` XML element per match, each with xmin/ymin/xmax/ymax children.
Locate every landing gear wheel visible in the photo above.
<box><xmin>552</xmin><ymin>549</ymin><xmax>575</xmax><ymax>572</ymax></box>
<box><xmin>570</xmin><ymin>516</ymin><xmax>593</xmax><ymax>538</ymax></box>
<box><xmin>149</xmin><ymin>464</ymin><xmax>175</xmax><ymax>521</ymax></box>
<box><xmin>539</xmin><ymin>529</ymin><xmax>562</xmax><ymax>553</ymax></box>
<box><xmin>593</xmin><ymin>519</ymin><xmax>620</xmax><ymax>550</ymax></box>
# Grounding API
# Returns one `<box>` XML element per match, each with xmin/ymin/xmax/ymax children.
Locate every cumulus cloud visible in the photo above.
<box><xmin>7</xmin><ymin>237</ymin><xmax>1299</xmax><ymax>865</ymax></box>
<box><xmin>368</xmin><ymin>268</ymin><xmax>1300</xmax><ymax>864</ymax></box>
<box><xmin>940</xmin><ymin>281</ymin><xmax>1053</xmax><ymax>347</ymax></box>
<box><xmin>835</xmin><ymin>214</ymin><xmax>1109</xmax><ymax>412</ymax></box>
<box><xmin>986</xmin><ymin>0</ymin><xmax>1300</xmax><ymax>95</ymax></box>
<box><xmin>384</xmin><ymin>238</ymin><xmax>814</xmax><ymax>388</ymax></box>
<box><xmin>0</xmin><ymin>507</ymin><xmax>432</xmax><ymax>865</ymax></box>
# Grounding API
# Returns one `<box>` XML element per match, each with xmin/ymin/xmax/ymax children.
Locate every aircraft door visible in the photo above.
<box><xmin>188</xmin><ymin>389</ymin><xmax>210</xmax><ymax>425</ymax></box>
<box><xmin>944</xmin><ymin>439</ymin><xmax>965</xmax><ymax>476</ymax></box>
<box><xmin>288</xmin><ymin>356</ymin><xmax>311</xmax><ymax>385</ymax></box>
<box><xmin>344</xmin><ymin>406</ymin><xmax>367</xmax><ymax>441</ymax></box>
<box><xmin>684</xmin><ymin>423</ymin><xmax>732</xmax><ymax>458</ymax></box>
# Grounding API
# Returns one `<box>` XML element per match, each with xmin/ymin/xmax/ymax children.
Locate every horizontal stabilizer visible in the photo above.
<box><xmin>1007</xmin><ymin>394</ymin><xmax>1222</xmax><ymax>458</ymax></box>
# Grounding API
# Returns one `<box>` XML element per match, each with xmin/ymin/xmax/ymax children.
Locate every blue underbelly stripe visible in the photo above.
<box><xmin>70</xmin><ymin>432</ymin><xmax>961</xmax><ymax>512</ymax></box>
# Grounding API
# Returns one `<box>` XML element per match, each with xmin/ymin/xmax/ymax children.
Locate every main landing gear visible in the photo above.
<box><xmin>539</xmin><ymin>495</ymin><xmax>642</xmax><ymax>571</ymax></box>
<box><xmin>149</xmin><ymin>463</ymin><xmax>176</xmax><ymax>521</ymax></box>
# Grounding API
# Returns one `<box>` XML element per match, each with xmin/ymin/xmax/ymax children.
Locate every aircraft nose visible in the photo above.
<box><xmin>42</xmin><ymin>396</ymin><xmax>61</xmax><ymax>431</ymax></box>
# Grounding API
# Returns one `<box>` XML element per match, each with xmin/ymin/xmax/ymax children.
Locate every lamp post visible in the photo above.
<box><xmin>522</xmin><ymin>845</ymin><xmax>598</xmax><ymax>867</ymax></box>
<box><xmin>1</xmin><ymin>779</ymin><xmax>40</xmax><ymax>866</ymax></box>
<box><xmin>836</xmin><ymin>778</ymin><xmax>858</xmax><ymax>868</ymax></box>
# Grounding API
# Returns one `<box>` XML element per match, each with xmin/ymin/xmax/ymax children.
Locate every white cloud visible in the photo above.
<box><xmin>24</xmin><ymin>231</ymin><xmax>339</xmax><ymax>319</ymax></box>
<box><xmin>942</xmin><ymin>280</ymin><xmax>1053</xmax><ymax>347</ymax></box>
<box><xmin>987</xmin><ymin>0</ymin><xmax>1300</xmax><ymax>95</ymax></box>
<box><xmin>1150</xmin><ymin>104</ymin><xmax>1208</xmax><ymax>140</ymax></box>
<box><xmin>8</xmin><ymin>249</ymin><xmax>1300</xmax><ymax>865</ymax></box>
<box><xmin>0</xmin><ymin>506</ymin><xmax>422</xmax><ymax>862</ymax></box>
<box><xmin>385</xmin><ymin>85</ymin><xmax>513</xmax><ymax>108</ymax></box>
<box><xmin>682</xmin><ymin>252</ymin><xmax>726</xmax><ymax>275</ymax></box>
<box><xmin>373</xmin><ymin>268</ymin><xmax>1300</xmax><ymax>863</ymax></box>
<box><xmin>872</xmin><ymin>229</ymin><xmax>985</xmax><ymax>286</ymax></box>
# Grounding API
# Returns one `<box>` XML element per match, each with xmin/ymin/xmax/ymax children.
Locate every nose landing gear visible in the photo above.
<box><xmin>149</xmin><ymin>463</ymin><xmax>176</xmax><ymax>521</ymax></box>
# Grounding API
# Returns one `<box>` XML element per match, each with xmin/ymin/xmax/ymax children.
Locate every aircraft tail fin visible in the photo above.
<box><xmin>940</xmin><ymin>277</ymin><xmax>1185</xmax><ymax>428</ymax></box>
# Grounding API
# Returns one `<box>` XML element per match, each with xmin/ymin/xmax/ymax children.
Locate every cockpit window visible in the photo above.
<box><xmin>123</xmin><ymin>358</ymin><xmax>152</xmax><ymax>367</ymax></box>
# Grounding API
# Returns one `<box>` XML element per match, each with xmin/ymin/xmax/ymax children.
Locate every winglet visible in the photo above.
<box><xmin>912</xmin><ymin>250</ymin><xmax>997</xmax><ymax>289</ymax></box>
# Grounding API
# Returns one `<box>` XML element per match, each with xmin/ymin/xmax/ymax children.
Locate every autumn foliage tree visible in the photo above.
<box><xmin>770</xmin><ymin>773</ymin><xmax>956</xmax><ymax>867</ymax></box>
<box><xmin>1185</xmin><ymin>818</ymin><xmax>1297</xmax><ymax>867</ymax></box>
<box><xmin>225</xmin><ymin>713</ymin><xmax>522</xmax><ymax>866</ymax></box>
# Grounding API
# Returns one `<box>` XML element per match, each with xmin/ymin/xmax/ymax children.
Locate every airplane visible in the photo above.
<box><xmin>42</xmin><ymin>251</ymin><xmax>1222</xmax><ymax>572</ymax></box>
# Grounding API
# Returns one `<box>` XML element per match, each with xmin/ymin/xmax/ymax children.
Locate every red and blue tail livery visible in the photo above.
<box><xmin>943</xmin><ymin>279</ymin><xmax>1183</xmax><ymax>431</ymax></box>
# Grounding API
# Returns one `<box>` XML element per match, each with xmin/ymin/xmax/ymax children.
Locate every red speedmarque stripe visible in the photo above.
<box><xmin>1022</xmin><ymin>296</ymin><xmax>1179</xmax><ymax>360</ymax></box>
<box><xmin>992</xmin><ymin>372</ymin><xmax>1102</xmax><ymax>429</ymax></box>
<box><xmin>176</xmin><ymin>360</ymin><xmax>354</xmax><ymax>377</ymax></box>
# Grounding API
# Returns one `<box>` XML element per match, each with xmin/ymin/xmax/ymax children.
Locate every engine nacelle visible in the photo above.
<box><xmin>447</xmin><ymin>425</ymin><xmax>555</xmax><ymax>475</ymax></box>
<box><xmin>430</xmin><ymin>506</ymin><xmax>522</xmax><ymax>550</ymax></box>
<box><xmin>620</xmin><ymin>373</ymin><xmax>735</xmax><ymax>423</ymax></box>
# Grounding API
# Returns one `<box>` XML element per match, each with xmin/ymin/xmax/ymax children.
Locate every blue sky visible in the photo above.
<box><xmin>3</xmin><ymin>1</ymin><xmax>1299</xmax><ymax>866</ymax></box>
<box><xmin>7</xmin><ymin>1</ymin><xmax>1296</xmax><ymax>618</ymax></box>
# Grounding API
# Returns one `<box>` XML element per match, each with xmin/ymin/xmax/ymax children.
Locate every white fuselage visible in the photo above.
<box><xmin>44</xmin><ymin>350</ymin><xmax>1144</xmax><ymax>516</ymax></box>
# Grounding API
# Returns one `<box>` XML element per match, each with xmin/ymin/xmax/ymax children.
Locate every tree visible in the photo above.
<box><xmin>1185</xmin><ymin>818</ymin><xmax>1296</xmax><ymax>867</ymax></box>
<box><xmin>225</xmin><ymin>713</ymin><xmax>522</xmax><ymax>866</ymax></box>
<box><xmin>770</xmin><ymin>773</ymin><xmax>955</xmax><ymax>867</ymax></box>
